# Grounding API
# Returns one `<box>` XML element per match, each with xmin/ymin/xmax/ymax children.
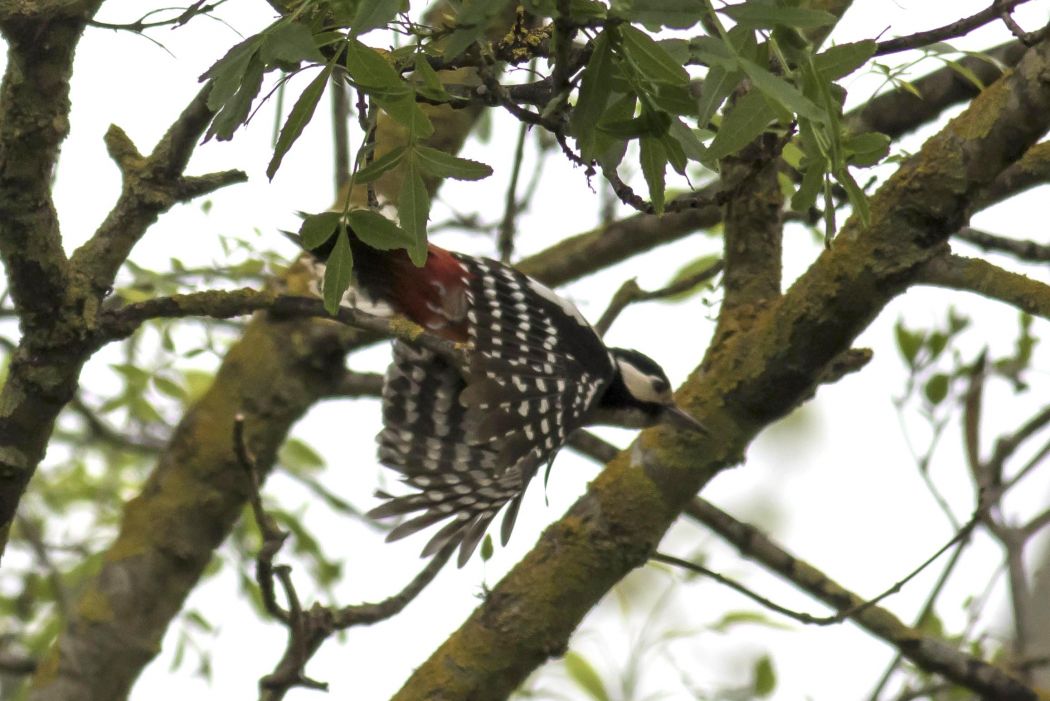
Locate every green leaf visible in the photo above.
<box><xmin>414</xmin><ymin>145</ymin><xmax>493</xmax><ymax>180</ymax></box>
<box><xmin>610</xmin><ymin>0</ymin><xmax>705</xmax><ymax>28</ymax></box>
<box><xmin>201</xmin><ymin>35</ymin><xmax>265</xmax><ymax>112</ymax></box>
<box><xmin>834</xmin><ymin>166</ymin><xmax>870</xmax><ymax>225</ymax></box>
<box><xmin>597</xmin><ymin>109</ymin><xmax>671</xmax><ymax>139</ymax></box>
<box><xmin>639</xmin><ymin>135</ymin><xmax>667</xmax><ymax>213</ymax></box>
<box><xmin>667</xmin><ymin>118</ymin><xmax>707</xmax><ymax>163</ymax></box>
<box><xmin>479</xmin><ymin>534</ymin><xmax>494</xmax><ymax>561</ymax></box>
<box><xmin>592</xmin><ymin>92</ymin><xmax>636</xmax><ymax>169</ymax></box>
<box><xmin>738</xmin><ymin>57</ymin><xmax>826</xmax><ymax>124</ymax></box>
<box><xmin>710</xmin><ymin>610</ymin><xmax>790</xmax><ymax>632</ymax></box>
<box><xmin>355</xmin><ymin>145</ymin><xmax>408</xmax><ymax>183</ymax></box>
<box><xmin>572</xmin><ymin>30</ymin><xmax>615</xmax><ymax>161</ymax></box>
<box><xmin>618</xmin><ymin>25</ymin><xmax>689</xmax><ymax>86</ymax></box>
<box><xmin>348</xmin><ymin>209</ymin><xmax>414</xmax><ymax>250</ymax></box>
<box><xmin>895</xmin><ymin>322</ymin><xmax>923</xmax><ymax>367</ymax></box>
<box><xmin>945</xmin><ymin>59</ymin><xmax>984</xmax><ymax>90</ymax></box>
<box><xmin>665</xmin><ymin>254</ymin><xmax>720</xmax><ymax>301</ymax></box>
<box><xmin>720</xmin><ymin>4</ymin><xmax>836</xmax><ymax>29</ymax></box>
<box><xmin>814</xmin><ymin>41</ymin><xmax>876</xmax><ymax>81</ymax></box>
<box><xmin>345</xmin><ymin>38</ymin><xmax>404</xmax><ymax>90</ymax></box>
<box><xmin>791</xmin><ymin>157</ymin><xmax>827</xmax><ymax>212</ymax></box>
<box><xmin>378</xmin><ymin>92</ymin><xmax>435</xmax><ymax>139</ymax></box>
<box><xmin>650</xmin><ymin>82</ymin><xmax>698</xmax><ymax>116</ymax></box>
<box><xmin>259</xmin><ymin>22</ymin><xmax>325</xmax><ymax>66</ymax></box>
<box><xmin>564</xmin><ymin>651</ymin><xmax>610</xmax><ymax>701</ymax></box>
<box><xmin>706</xmin><ymin>89</ymin><xmax>775</xmax><ymax>160</ymax></box>
<box><xmin>279</xmin><ymin>437</ymin><xmax>326</xmax><ymax>473</ymax></box>
<box><xmin>207</xmin><ymin>55</ymin><xmax>265</xmax><ymax>141</ymax></box>
<box><xmin>351</xmin><ymin>0</ymin><xmax>403</xmax><ymax>36</ymax></box>
<box><xmin>152</xmin><ymin>375</ymin><xmax>188</xmax><ymax>402</ymax></box>
<box><xmin>399</xmin><ymin>158</ymin><xmax>430</xmax><ymax>266</ymax></box>
<box><xmin>924</xmin><ymin>373</ymin><xmax>950</xmax><ymax>405</ymax></box>
<box><xmin>844</xmin><ymin>131</ymin><xmax>890</xmax><ymax>167</ymax></box>
<box><xmin>696</xmin><ymin>65</ymin><xmax>740</xmax><ymax>128</ymax></box>
<box><xmin>300</xmin><ymin>211</ymin><xmax>342</xmax><ymax>249</ymax></box>
<box><xmin>268</xmin><ymin>62</ymin><xmax>335</xmax><ymax>180</ymax></box>
<box><xmin>753</xmin><ymin>655</ymin><xmax>777</xmax><ymax>697</ymax></box>
<box><xmin>412</xmin><ymin>53</ymin><xmax>451</xmax><ymax>102</ymax></box>
<box><xmin>323</xmin><ymin>228</ymin><xmax>354</xmax><ymax>315</ymax></box>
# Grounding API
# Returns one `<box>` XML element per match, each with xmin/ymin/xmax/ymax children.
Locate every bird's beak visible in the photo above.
<box><xmin>664</xmin><ymin>404</ymin><xmax>709</xmax><ymax>434</ymax></box>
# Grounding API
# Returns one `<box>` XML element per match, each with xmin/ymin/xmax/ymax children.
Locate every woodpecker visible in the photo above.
<box><xmin>296</xmin><ymin>229</ymin><xmax>706</xmax><ymax>566</ymax></box>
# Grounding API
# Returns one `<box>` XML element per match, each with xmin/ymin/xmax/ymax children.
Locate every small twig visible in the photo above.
<box><xmin>866</xmin><ymin>532</ymin><xmax>972</xmax><ymax>701</ymax></box>
<box><xmin>997</xmin><ymin>0</ymin><xmax>1042</xmax><ymax>45</ymax></box>
<box><xmin>595</xmin><ymin>260</ymin><xmax>724</xmax><ymax>336</ymax></box>
<box><xmin>234</xmin><ymin>413</ymin><xmax>454</xmax><ymax>701</ymax></box>
<box><xmin>234</xmin><ymin>414</ymin><xmax>290</xmax><ymax>624</ymax></box>
<box><xmin>874</xmin><ymin>0</ymin><xmax>1034</xmax><ymax>56</ymax></box>
<box><xmin>497</xmin><ymin>119</ymin><xmax>530</xmax><ymax>262</ymax></box>
<box><xmin>654</xmin><ymin>514</ymin><xmax>978</xmax><ymax>627</ymax></box>
<box><xmin>87</xmin><ymin>0</ymin><xmax>226</xmax><ymax>32</ymax></box>
<box><xmin>955</xmin><ymin>226</ymin><xmax>1050</xmax><ymax>262</ymax></box>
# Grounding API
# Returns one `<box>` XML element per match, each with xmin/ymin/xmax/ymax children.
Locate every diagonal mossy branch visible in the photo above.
<box><xmin>390</xmin><ymin>35</ymin><xmax>1050</xmax><ymax>701</ymax></box>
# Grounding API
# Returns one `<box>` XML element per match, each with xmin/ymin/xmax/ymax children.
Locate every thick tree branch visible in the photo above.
<box><xmin>0</xmin><ymin>0</ymin><xmax>105</xmax><ymax>553</ymax></box>
<box><xmin>716</xmin><ymin>132</ymin><xmax>784</xmax><ymax>324</ymax></box>
<box><xmin>918</xmin><ymin>253</ymin><xmax>1050</xmax><ymax>320</ymax></box>
<box><xmin>95</xmin><ymin>289</ymin><xmax>469</xmax><ymax>366</ymax></box>
<box><xmin>393</xmin><ymin>35</ymin><xmax>1050</xmax><ymax>700</ymax></box>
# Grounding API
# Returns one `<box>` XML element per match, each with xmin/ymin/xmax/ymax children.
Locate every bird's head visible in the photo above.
<box><xmin>595</xmin><ymin>348</ymin><xmax>708</xmax><ymax>434</ymax></box>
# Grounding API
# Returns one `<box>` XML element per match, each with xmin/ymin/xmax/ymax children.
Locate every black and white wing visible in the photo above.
<box><xmin>367</xmin><ymin>343</ymin><xmax>523</xmax><ymax>566</ymax></box>
<box><xmin>368</xmin><ymin>257</ymin><xmax>615</xmax><ymax>566</ymax></box>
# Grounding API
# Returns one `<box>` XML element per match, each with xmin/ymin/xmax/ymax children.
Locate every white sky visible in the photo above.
<box><xmin>9</xmin><ymin>0</ymin><xmax>1050</xmax><ymax>699</ymax></box>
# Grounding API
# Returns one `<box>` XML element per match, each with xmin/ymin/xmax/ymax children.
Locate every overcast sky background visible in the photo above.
<box><xmin>9</xmin><ymin>1</ymin><xmax>1050</xmax><ymax>698</ymax></box>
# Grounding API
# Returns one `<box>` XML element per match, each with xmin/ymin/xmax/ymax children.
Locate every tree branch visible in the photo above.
<box><xmin>874</xmin><ymin>0</ymin><xmax>1035</xmax><ymax>56</ymax></box>
<box><xmin>69</xmin><ymin>88</ymin><xmax>246</xmax><ymax>292</ymax></box>
<box><xmin>392</xmin><ymin>35</ymin><xmax>1050</xmax><ymax>700</ymax></box>
<box><xmin>955</xmin><ymin>225</ymin><xmax>1050</xmax><ymax>262</ymax></box>
<box><xmin>918</xmin><ymin>253</ymin><xmax>1050</xmax><ymax>320</ymax></box>
<box><xmin>716</xmin><ymin>131</ymin><xmax>785</xmax><ymax>323</ymax></box>
<box><xmin>94</xmin><ymin>289</ymin><xmax>469</xmax><ymax>367</ymax></box>
<box><xmin>683</xmin><ymin>499</ymin><xmax>1035</xmax><ymax>701</ymax></box>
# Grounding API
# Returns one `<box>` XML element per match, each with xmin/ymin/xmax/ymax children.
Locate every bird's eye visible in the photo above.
<box><xmin>651</xmin><ymin>378</ymin><xmax>669</xmax><ymax>394</ymax></box>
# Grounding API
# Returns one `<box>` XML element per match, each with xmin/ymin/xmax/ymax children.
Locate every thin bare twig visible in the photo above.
<box><xmin>497</xmin><ymin>119</ymin><xmax>530</xmax><ymax>262</ymax></box>
<box><xmin>234</xmin><ymin>414</ymin><xmax>453</xmax><ymax>701</ymax></box>
<box><xmin>595</xmin><ymin>259</ymin><xmax>724</xmax><ymax>336</ymax></box>
<box><xmin>874</xmin><ymin>0</ymin><xmax>1035</xmax><ymax>56</ymax></box>
<box><xmin>655</xmin><ymin>514</ymin><xmax>979</xmax><ymax>627</ymax></box>
<box><xmin>956</xmin><ymin>226</ymin><xmax>1050</xmax><ymax>262</ymax></box>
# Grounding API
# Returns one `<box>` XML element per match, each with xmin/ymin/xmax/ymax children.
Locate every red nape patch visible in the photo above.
<box><xmin>382</xmin><ymin>243</ymin><xmax>472</xmax><ymax>342</ymax></box>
